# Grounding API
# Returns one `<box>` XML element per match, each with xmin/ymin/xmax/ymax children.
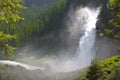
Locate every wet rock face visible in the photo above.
<box><xmin>95</xmin><ymin>36</ymin><xmax>120</xmax><ymax>60</ymax></box>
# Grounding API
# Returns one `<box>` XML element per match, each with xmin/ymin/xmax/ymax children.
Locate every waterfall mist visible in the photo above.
<box><xmin>0</xmin><ymin>7</ymin><xmax>100</xmax><ymax>72</ymax></box>
<box><xmin>1</xmin><ymin>0</ymin><xmax>120</xmax><ymax>79</ymax></box>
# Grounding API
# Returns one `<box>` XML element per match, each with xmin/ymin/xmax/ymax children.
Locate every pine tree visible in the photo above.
<box><xmin>85</xmin><ymin>59</ymin><xmax>103</xmax><ymax>80</ymax></box>
<box><xmin>107</xmin><ymin>65</ymin><xmax>120</xmax><ymax>80</ymax></box>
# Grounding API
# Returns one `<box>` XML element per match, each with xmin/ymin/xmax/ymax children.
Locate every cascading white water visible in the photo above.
<box><xmin>48</xmin><ymin>7</ymin><xmax>100</xmax><ymax>72</ymax></box>
<box><xmin>76</xmin><ymin>7</ymin><xmax>100</xmax><ymax>68</ymax></box>
<box><xmin>0</xmin><ymin>60</ymin><xmax>45</xmax><ymax>70</ymax></box>
<box><xmin>0</xmin><ymin>7</ymin><xmax>100</xmax><ymax>72</ymax></box>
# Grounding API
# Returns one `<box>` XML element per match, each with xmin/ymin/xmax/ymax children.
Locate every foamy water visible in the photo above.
<box><xmin>0</xmin><ymin>60</ymin><xmax>45</xmax><ymax>70</ymax></box>
<box><xmin>0</xmin><ymin>7</ymin><xmax>100</xmax><ymax>72</ymax></box>
<box><xmin>76</xmin><ymin>7</ymin><xmax>100</xmax><ymax>68</ymax></box>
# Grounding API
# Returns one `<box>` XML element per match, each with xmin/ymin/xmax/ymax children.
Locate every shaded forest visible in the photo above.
<box><xmin>0</xmin><ymin>0</ymin><xmax>120</xmax><ymax>80</ymax></box>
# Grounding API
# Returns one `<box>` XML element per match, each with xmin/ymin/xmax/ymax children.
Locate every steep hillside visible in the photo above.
<box><xmin>100</xmin><ymin>55</ymin><xmax>120</xmax><ymax>79</ymax></box>
<box><xmin>76</xmin><ymin>55</ymin><xmax>120</xmax><ymax>80</ymax></box>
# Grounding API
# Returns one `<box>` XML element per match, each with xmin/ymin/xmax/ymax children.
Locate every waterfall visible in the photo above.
<box><xmin>0</xmin><ymin>7</ymin><xmax>100</xmax><ymax>72</ymax></box>
<box><xmin>76</xmin><ymin>7</ymin><xmax>100</xmax><ymax>68</ymax></box>
<box><xmin>51</xmin><ymin>7</ymin><xmax>100</xmax><ymax>72</ymax></box>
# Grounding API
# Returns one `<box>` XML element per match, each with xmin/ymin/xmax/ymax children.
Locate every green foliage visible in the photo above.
<box><xmin>0</xmin><ymin>0</ymin><xmax>25</xmax><ymax>58</ymax></box>
<box><xmin>77</xmin><ymin>56</ymin><xmax>120</xmax><ymax>80</ymax></box>
<box><xmin>106</xmin><ymin>65</ymin><xmax>120</xmax><ymax>80</ymax></box>
<box><xmin>99</xmin><ymin>0</ymin><xmax>120</xmax><ymax>41</ymax></box>
<box><xmin>99</xmin><ymin>0</ymin><xmax>120</xmax><ymax>40</ymax></box>
<box><xmin>0</xmin><ymin>0</ymin><xmax>26</xmax><ymax>23</ymax></box>
<box><xmin>16</xmin><ymin>0</ymin><xmax>69</xmax><ymax>45</ymax></box>
<box><xmin>109</xmin><ymin>0</ymin><xmax>120</xmax><ymax>26</ymax></box>
<box><xmin>104</xmin><ymin>29</ymin><xmax>113</xmax><ymax>35</ymax></box>
<box><xmin>99</xmin><ymin>33</ymin><xmax>104</xmax><ymax>37</ymax></box>
<box><xmin>84</xmin><ymin>59</ymin><xmax>103</xmax><ymax>80</ymax></box>
<box><xmin>0</xmin><ymin>32</ymin><xmax>16</xmax><ymax>42</ymax></box>
<box><xmin>100</xmin><ymin>55</ymin><xmax>120</xmax><ymax>80</ymax></box>
<box><xmin>106</xmin><ymin>0</ymin><xmax>120</xmax><ymax>39</ymax></box>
